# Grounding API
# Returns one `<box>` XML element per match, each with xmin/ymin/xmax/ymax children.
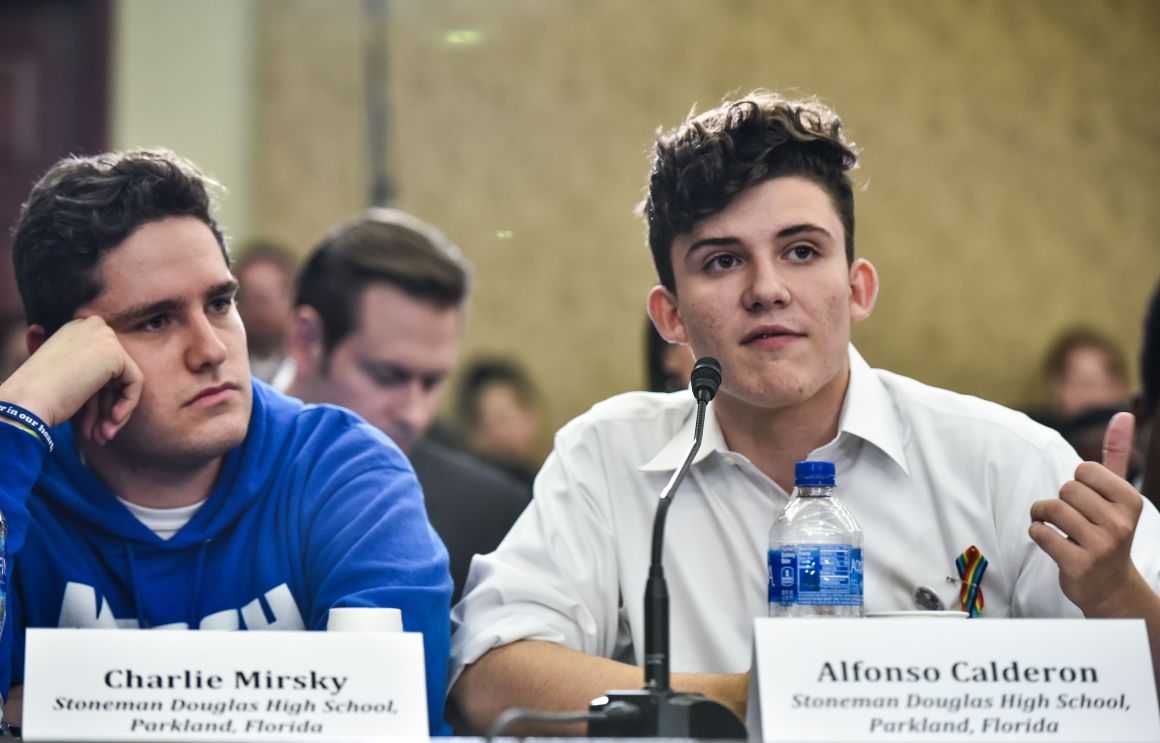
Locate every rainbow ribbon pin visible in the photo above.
<box><xmin>956</xmin><ymin>545</ymin><xmax>987</xmax><ymax>618</ymax></box>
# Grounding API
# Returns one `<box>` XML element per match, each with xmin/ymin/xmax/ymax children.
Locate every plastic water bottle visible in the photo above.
<box><xmin>768</xmin><ymin>461</ymin><xmax>863</xmax><ymax>617</ymax></box>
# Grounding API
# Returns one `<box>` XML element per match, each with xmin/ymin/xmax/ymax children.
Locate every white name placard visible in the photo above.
<box><xmin>21</xmin><ymin>629</ymin><xmax>429</xmax><ymax>742</ymax></box>
<box><xmin>750</xmin><ymin>618</ymin><xmax>1160</xmax><ymax>742</ymax></box>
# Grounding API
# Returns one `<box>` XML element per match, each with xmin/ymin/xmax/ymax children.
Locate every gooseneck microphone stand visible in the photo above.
<box><xmin>588</xmin><ymin>357</ymin><xmax>747</xmax><ymax>738</ymax></box>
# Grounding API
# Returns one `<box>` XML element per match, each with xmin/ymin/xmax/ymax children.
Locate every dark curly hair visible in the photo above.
<box><xmin>640</xmin><ymin>90</ymin><xmax>859</xmax><ymax>291</ymax></box>
<box><xmin>11</xmin><ymin>149</ymin><xmax>229</xmax><ymax>334</ymax></box>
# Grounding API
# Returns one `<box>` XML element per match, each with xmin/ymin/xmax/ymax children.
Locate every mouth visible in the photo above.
<box><xmin>185</xmin><ymin>382</ymin><xmax>240</xmax><ymax>408</ymax></box>
<box><xmin>741</xmin><ymin>326</ymin><xmax>805</xmax><ymax>345</ymax></box>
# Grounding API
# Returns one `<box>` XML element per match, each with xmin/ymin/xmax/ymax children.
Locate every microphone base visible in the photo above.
<box><xmin>588</xmin><ymin>689</ymin><xmax>747</xmax><ymax>738</ymax></box>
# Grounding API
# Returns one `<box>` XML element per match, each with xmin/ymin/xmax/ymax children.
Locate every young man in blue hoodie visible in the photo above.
<box><xmin>0</xmin><ymin>149</ymin><xmax>453</xmax><ymax>733</ymax></box>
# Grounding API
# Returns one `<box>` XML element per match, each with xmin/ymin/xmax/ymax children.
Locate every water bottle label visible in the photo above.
<box><xmin>767</xmin><ymin>549</ymin><xmax>782</xmax><ymax>603</ymax></box>
<box><xmin>774</xmin><ymin>544</ymin><xmax>862</xmax><ymax>606</ymax></box>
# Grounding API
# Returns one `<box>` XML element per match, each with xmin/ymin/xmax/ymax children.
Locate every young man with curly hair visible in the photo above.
<box><xmin>0</xmin><ymin>150</ymin><xmax>452</xmax><ymax>733</ymax></box>
<box><xmin>448</xmin><ymin>91</ymin><xmax>1160</xmax><ymax>732</ymax></box>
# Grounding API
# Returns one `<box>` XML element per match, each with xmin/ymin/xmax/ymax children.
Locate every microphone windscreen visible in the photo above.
<box><xmin>691</xmin><ymin>357</ymin><xmax>722</xmax><ymax>401</ymax></box>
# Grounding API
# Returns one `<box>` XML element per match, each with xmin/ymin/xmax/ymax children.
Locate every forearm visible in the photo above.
<box><xmin>450</xmin><ymin>640</ymin><xmax>639</xmax><ymax>735</ymax></box>
<box><xmin>1080</xmin><ymin>569</ymin><xmax>1160</xmax><ymax>696</ymax></box>
<box><xmin>448</xmin><ymin>639</ymin><xmax>748</xmax><ymax>735</ymax></box>
<box><xmin>4</xmin><ymin>685</ymin><xmax>21</xmax><ymax>727</ymax></box>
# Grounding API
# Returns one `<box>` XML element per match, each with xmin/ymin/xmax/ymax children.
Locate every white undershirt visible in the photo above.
<box><xmin>117</xmin><ymin>497</ymin><xmax>206</xmax><ymax>540</ymax></box>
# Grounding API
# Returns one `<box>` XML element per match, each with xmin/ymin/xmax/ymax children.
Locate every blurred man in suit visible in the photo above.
<box><xmin>284</xmin><ymin>209</ymin><xmax>530</xmax><ymax>603</ymax></box>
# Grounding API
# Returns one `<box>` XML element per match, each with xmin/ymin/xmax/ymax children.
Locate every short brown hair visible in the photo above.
<box><xmin>641</xmin><ymin>90</ymin><xmax>858</xmax><ymax>291</ymax></box>
<box><xmin>295</xmin><ymin>208</ymin><xmax>470</xmax><ymax>354</ymax></box>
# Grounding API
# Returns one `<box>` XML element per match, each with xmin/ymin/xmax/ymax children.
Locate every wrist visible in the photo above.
<box><xmin>1082</xmin><ymin>568</ymin><xmax>1151</xmax><ymax>619</ymax></box>
<box><xmin>0</xmin><ymin>402</ymin><xmax>56</xmax><ymax>453</ymax></box>
<box><xmin>0</xmin><ymin>381</ymin><xmax>52</xmax><ymax>426</ymax></box>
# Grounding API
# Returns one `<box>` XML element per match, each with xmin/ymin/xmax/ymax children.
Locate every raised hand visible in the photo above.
<box><xmin>0</xmin><ymin>316</ymin><xmax>144</xmax><ymax>445</ymax></box>
<box><xmin>1030</xmin><ymin>412</ymin><xmax>1149</xmax><ymax>616</ymax></box>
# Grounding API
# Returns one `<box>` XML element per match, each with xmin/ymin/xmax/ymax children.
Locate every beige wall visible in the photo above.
<box><xmin>253</xmin><ymin>0</ymin><xmax>1160</xmax><ymax>439</ymax></box>
<box><xmin>113</xmin><ymin>0</ymin><xmax>258</xmax><ymax>244</ymax></box>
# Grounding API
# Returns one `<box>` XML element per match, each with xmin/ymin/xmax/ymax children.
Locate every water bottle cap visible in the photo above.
<box><xmin>795</xmin><ymin>460</ymin><xmax>835</xmax><ymax>486</ymax></box>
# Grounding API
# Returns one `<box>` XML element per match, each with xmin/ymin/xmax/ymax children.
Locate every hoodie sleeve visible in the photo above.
<box><xmin>300</xmin><ymin>422</ymin><xmax>453</xmax><ymax>736</ymax></box>
<box><xmin>0</xmin><ymin>422</ymin><xmax>50</xmax><ymax>700</ymax></box>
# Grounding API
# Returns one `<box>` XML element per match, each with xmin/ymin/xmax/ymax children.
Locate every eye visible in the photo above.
<box><xmin>704</xmin><ymin>253</ymin><xmax>739</xmax><ymax>272</ymax></box>
<box><xmin>786</xmin><ymin>244</ymin><xmax>818</xmax><ymax>262</ymax></box>
<box><xmin>140</xmin><ymin>315</ymin><xmax>168</xmax><ymax>332</ymax></box>
<box><xmin>358</xmin><ymin>360</ymin><xmax>409</xmax><ymax>388</ymax></box>
<box><xmin>208</xmin><ymin>296</ymin><xmax>234</xmax><ymax>314</ymax></box>
<box><xmin>421</xmin><ymin>374</ymin><xmax>446</xmax><ymax>392</ymax></box>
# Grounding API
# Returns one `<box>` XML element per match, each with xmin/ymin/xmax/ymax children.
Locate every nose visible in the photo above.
<box><xmin>185</xmin><ymin>312</ymin><xmax>229</xmax><ymax>371</ymax></box>
<box><xmin>741</xmin><ymin>254</ymin><xmax>790</xmax><ymax>310</ymax></box>
<box><xmin>388</xmin><ymin>379</ymin><xmax>439</xmax><ymax>441</ymax></box>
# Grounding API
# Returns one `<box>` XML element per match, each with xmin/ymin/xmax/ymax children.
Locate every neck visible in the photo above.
<box><xmin>713</xmin><ymin>366</ymin><xmax>850</xmax><ymax>492</ymax></box>
<box><xmin>78</xmin><ymin>441</ymin><xmax>223</xmax><ymax>509</ymax></box>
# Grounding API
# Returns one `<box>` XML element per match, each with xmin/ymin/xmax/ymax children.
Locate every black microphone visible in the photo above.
<box><xmin>588</xmin><ymin>356</ymin><xmax>746</xmax><ymax>738</ymax></box>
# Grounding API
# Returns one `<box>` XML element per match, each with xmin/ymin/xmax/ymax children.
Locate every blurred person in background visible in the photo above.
<box><xmin>1042</xmin><ymin>327</ymin><xmax>1131</xmax><ymax>423</ymax></box>
<box><xmin>284</xmin><ymin>210</ymin><xmax>529</xmax><ymax>603</ymax></box>
<box><xmin>1136</xmin><ymin>278</ymin><xmax>1160</xmax><ymax>508</ymax></box>
<box><xmin>1030</xmin><ymin>327</ymin><xmax>1132</xmax><ymax>465</ymax></box>
<box><xmin>645</xmin><ymin>316</ymin><xmax>695</xmax><ymax>393</ymax></box>
<box><xmin>234</xmin><ymin>242</ymin><xmax>296</xmax><ymax>383</ymax></box>
<box><xmin>456</xmin><ymin>357</ymin><xmax>545</xmax><ymax>488</ymax></box>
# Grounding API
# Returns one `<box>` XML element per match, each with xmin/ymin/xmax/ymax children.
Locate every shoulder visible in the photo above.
<box><xmin>556</xmin><ymin>390</ymin><xmax>692</xmax><ymax>444</ymax></box>
<box><xmin>539</xmin><ymin>390</ymin><xmax>696</xmax><ymax>476</ymax></box>
<box><xmin>411</xmin><ymin>440</ymin><xmax>529</xmax><ymax>508</ymax></box>
<box><xmin>874</xmin><ymin>368</ymin><xmax>1071</xmax><ymax>454</ymax></box>
<box><xmin>249</xmin><ymin>379</ymin><xmax>413</xmax><ymax>479</ymax></box>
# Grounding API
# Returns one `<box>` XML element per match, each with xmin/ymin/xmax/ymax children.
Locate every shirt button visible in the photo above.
<box><xmin>724</xmin><ymin>456</ymin><xmax>737</xmax><ymax>466</ymax></box>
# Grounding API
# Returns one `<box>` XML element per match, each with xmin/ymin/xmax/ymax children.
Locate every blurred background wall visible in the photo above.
<box><xmin>6</xmin><ymin>0</ymin><xmax>1160</xmax><ymax>445</ymax></box>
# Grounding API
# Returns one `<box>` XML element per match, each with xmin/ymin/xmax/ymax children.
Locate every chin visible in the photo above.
<box><xmin>167</xmin><ymin>414</ymin><xmax>251</xmax><ymax>465</ymax></box>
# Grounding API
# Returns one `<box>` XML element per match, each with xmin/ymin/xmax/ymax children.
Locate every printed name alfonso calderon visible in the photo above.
<box><xmin>817</xmin><ymin>660</ymin><xmax>1099</xmax><ymax>684</ymax></box>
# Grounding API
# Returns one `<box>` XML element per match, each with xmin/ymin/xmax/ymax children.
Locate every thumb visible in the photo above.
<box><xmin>1102</xmin><ymin>411</ymin><xmax>1136</xmax><ymax>479</ymax></box>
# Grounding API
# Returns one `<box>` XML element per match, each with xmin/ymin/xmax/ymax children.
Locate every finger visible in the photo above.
<box><xmin>1029</xmin><ymin>520</ymin><xmax>1083</xmax><ymax>565</ymax></box>
<box><xmin>1102</xmin><ymin>411</ymin><xmax>1135</xmax><ymax>479</ymax></box>
<box><xmin>1029</xmin><ymin>498</ymin><xmax>1095</xmax><ymax>547</ymax></box>
<box><xmin>1058</xmin><ymin>479</ymin><xmax>1117</xmax><ymax>528</ymax></box>
<box><xmin>1074</xmin><ymin>461</ymin><xmax>1147</xmax><ymax>511</ymax></box>
<box><xmin>108</xmin><ymin>354</ymin><xmax>144</xmax><ymax>426</ymax></box>
<box><xmin>76</xmin><ymin>397</ymin><xmax>101</xmax><ymax>445</ymax></box>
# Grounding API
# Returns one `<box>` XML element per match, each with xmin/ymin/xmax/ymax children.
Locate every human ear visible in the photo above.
<box><xmin>26</xmin><ymin>324</ymin><xmax>48</xmax><ymax>355</ymax></box>
<box><xmin>848</xmin><ymin>259</ymin><xmax>879</xmax><ymax>324</ymax></box>
<box><xmin>286</xmin><ymin>307</ymin><xmax>327</xmax><ymax>378</ymax></box>
<box><xmin>647</xmin><ymin>285</ymin><xmax>688</xmax><ymax>345</ymax></box>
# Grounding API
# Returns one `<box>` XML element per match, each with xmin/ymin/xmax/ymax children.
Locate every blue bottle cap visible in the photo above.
<box><xmin>795</xmin><ymin>460</ymin><xmax>835</xmax><ymax>486</ymax></box>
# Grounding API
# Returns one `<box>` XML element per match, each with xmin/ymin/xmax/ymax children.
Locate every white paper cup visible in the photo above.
<box><xmin>866</xmin><ymin>610</ymin><xmax>969</xmax><ymax>619</ymax></box>
<box><xmin>326</xmin><ymin>607</ymin><xmax>404</xmax><ymax>632</ymax></box>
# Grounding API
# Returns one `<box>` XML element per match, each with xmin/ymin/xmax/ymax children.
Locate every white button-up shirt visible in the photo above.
<box><xmin>450</xmin><ymin>346</ymin><xmax>1160</xmax><ymax>682</ymax></box>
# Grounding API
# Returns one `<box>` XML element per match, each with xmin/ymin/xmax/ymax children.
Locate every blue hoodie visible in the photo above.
<box><xmin>0</xmin><ymin>381</ymin><xmax>453</xmax><ymax>734</ymax></box>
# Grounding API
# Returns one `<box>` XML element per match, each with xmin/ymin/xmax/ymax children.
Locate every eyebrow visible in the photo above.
<box><xmin>685</xmin><ymin>223</ymin><xmax>834</xmax><ymax>256</ymax></box>
<box><xmin>108</xmin><ymin>279</ymin><xmax>239</xmax><ymax>326</ymax></box>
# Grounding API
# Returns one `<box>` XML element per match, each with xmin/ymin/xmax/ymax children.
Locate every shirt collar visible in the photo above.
<box><xmin>640</xmin><ymin>398</ymin><xmax>729</xmax><ymax>472</ymax></box>
<box><xmin>639</xmin><ymin>345</ymin><xmax>909</xmax><ymax>475</ymax></box>
<box><xmin>840</xmin><ymin>345</ymin><xmax>910</xmax><ymax>475</ymax></box>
